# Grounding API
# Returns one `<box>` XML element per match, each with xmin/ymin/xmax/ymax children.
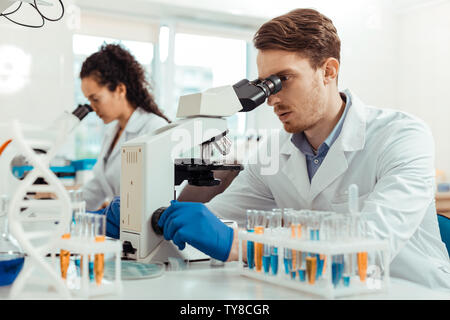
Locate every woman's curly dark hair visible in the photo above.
<box><xmin>80</xmin><ymin>43</ymin><xmax>171</xmax><ymax>123</ymax></box>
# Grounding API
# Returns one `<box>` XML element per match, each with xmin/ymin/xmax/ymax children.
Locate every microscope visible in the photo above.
<box><xmin>0</xmin><ymin>104</ymin><xmax>92</xmax><ymax>197</ymax></box>
<box><xmin>120</xmin><ymin>75</ymin><xmax>282</xmax><ymax>263</ymax></box>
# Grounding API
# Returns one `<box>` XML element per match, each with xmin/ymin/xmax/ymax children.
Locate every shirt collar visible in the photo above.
<box><xmin>291</xmin><ymin>91</ymin><xmax>351</xmax><ymax>156</ymax></box>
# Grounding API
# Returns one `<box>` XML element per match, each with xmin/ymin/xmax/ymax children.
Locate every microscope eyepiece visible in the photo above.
<box><xmin>72</xmin><ymin>104</ymin><xmax>93</xmax><ymax>121</ymax></box>
<box><xmin>233</xmin><ymin>74</ymin><xmax>282</xmax><ymax>112</ymax></box>
<box><xmin>256</xmin><ymin>75</ymin><xmax>282</xmax><ymax>97</ymax></box>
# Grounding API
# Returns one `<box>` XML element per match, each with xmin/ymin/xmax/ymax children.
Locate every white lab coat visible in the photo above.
<box><xmin>82</xmin><ymin>107</ymin><xmax>168</xmax><ymax>211</ymax></box>
<box><xmin>207</xmin><ymin>89</ymin><xmax>450</xmax><ymax>291</ymax></box>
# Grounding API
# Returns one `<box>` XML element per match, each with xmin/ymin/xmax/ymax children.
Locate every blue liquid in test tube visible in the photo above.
<box><xmin>263</xmin><ymin>244</ymin><xmax>271</xmax><ymax>274</ymax></box>
<box><xmin>268</xmin><ymin>209</ymin><xmax>281</xmax><ymax>276</ymax></box>
<box><xmin>332</xmin><ymin>255</ymin><xmax>344</xmax><ymax>287</ymax></box>
<box><xmin>247</xmin><ymin>230</ymin><xmax>254</xmax><ymax>269</ymax></box>
<box><xmin>246</xmin><ymin>210</ymin><xmax>257</xmax><ymax>270</ymax></box>
<box><xmin>283</xmin><ymin>248</ymin><xmax>292</xmax><ymax>275</ymax></box>
<box><xmin>298</xmin><ymin>251</ymin><xmax>306</xmax><ymax>282</ymax></box>
<box><xmin>270</xmin><ymin>247</ymin><xmax>278</xmax><ymax>275</ymax></box>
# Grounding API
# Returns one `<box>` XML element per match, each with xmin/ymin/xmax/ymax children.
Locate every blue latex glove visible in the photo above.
<box><xmin>88</xmin><ymin>196</ymin><xmax>120</xmax><ymax>239</ymax></box>
<box><xmin>157</xmin><ymin>200</ymin><xmax>234</xmax><ymax>262</ymax></box>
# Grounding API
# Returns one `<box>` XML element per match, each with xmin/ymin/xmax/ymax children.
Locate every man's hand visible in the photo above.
<box><xmin>158</xmin><ymin>200</ymin><xmax>234</xmax><ymax>262</ymax></box>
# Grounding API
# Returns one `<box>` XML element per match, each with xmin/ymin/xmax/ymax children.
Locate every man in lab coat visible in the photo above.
<box><xmin>145</xmin><ymin>8</ymin><xmax>450</xmax><ymax>290</ymax></box>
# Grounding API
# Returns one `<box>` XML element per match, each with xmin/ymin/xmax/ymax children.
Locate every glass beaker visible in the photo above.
<box><xmin>0</xmin><ymin>195</ymin><xmax>25</xmax><ymax>286</ymax></box>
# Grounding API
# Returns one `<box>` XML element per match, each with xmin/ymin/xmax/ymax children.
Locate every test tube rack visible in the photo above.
<box><xmin>54</xmin><ymin>237</ymin><xmax>123</xmax><ymax>299</ymax></box>
<box><xmin>238</xmin><ymin>230</ymin><xmax>390</xmax><ymax>299</ymax></box>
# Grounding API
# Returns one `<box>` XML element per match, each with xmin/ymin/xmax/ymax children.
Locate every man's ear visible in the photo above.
<box><xmin>322</xmin><ymin>57</ymin><xmax>339</xmax><ymax>85</ymax></box>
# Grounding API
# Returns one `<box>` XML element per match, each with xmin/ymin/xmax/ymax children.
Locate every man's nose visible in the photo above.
<box><xmin>267</xmin><ymin>93</ymin><xmax>281</xmax><ymax>107</ymax></box>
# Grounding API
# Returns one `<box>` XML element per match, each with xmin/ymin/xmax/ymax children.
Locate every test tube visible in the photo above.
<box><xmin>254</xmin><ymin>211</ymin><xmax>266</xmax><ymax>272</ymax></box>
<box><xmin>306</xmin><ymin>254</ymin><xmax>317</xmax><ymax>285</ymax></box>
<box><xmin>246</xmin><ymin>210</ymin><xmax>256</xmax><ymax>270</ymax></box>
<box><xmin>59</xmin><ymin>199</ymin><xmax>73</xmax><ymax>280</ymax></box>
<box><xmin>349</xmin><ymin>184</ymin><xmax>368</xmax><ymax>283</ymax></box>
<box><xmin>87</xmin><ymin>214</ymin><xmax>95</xmax><ymax>281</ymax></box>
<box><xmin>94</xmin><ymin>214</ymin><xmax>106</xmax><ymax>285</ymax></box>
<box><xmin>75</xmin><ymin>189</ymin><xmax>85</xmax><ymax>216</ymax></box>
<box><xmin>262</xmin><ymin>211</ymin><xmax>271</xmax><ymax>274</ymax></box>
<box><xmin>270</xmin><ymin>209</ymin><xmax>282</xmax><ymax>276</ymax></box>
<box><xmin>284</xmin><ymin>209</ymin><xmax>297</xmax><ymax>279</ymax></box>
<box><xmin>309</xmin><ymin>214</ymin><xmax>320</xmax><ymax>241</ymax></box>
<box><xmin>60</xmin><ymin>233</ymin><xmax>71</xmax><ymax>280</ymax></box>
<box><xmin>72</xmin><ymin>211</ymin><xmax>82</xmax><ymax>276</ymax></box>
<box><xmin>355</xmin><ymin>218</ymin><xmax>368</xmax><ymax>282</ymax></box>
<box><xmin>70</xmin><ymin>190</ymin><xmax>83</xmax><ymax>276</ymax></box>
<box><xmin>332</xmin><ymin>254</ymin><xmax>344</xmax><ymax>287</ymax></box>
<box><xmin>294</xmin><ymin>211</ymin><xmax>306</xmax><ymax>281</ymax></box>
<box><xmin>343</xmin><ymin>253</ymin><xmax>352</xmax><ymax>287</ymax></box>
<box><xmin>357</xmin><ymin>251</ymin><xmax>368</xmax><ymax>282</ymax></box>
<box><xmin>282</xmin><ymin>209</ymin><xmax>293</xmax><ymax>276</ymax></box>
<box><xmin>290</xmin><ymin>210</ymin><xmax>302</xmax><ymax>280</ymax></box>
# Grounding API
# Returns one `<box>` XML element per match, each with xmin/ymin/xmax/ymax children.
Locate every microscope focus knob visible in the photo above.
<box><xmin>151</xmin><ymin>207</ymin><xmax>167</xmax><ymax>235</ymax></box>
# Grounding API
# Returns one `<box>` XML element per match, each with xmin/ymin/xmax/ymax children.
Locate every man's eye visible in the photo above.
<box><xmin>279</xmin><ymin>75</ymin><xmax>289</xmax><ymax>81</ymax></box>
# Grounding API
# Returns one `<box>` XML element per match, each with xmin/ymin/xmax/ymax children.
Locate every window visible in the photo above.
<box><xmin>173</xmin><ymin>32</ymin><xmax>248</xmax><ymax>137</ymax></box>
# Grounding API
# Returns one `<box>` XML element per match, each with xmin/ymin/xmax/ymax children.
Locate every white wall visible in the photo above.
<box><xmin>0</xmin><ymin>1</ymin><xmax>75</xmax><ymax>129</ymax></box>
<box><xmin>395</xmin><ymin>0</ymin><xmax>450</xmax><ymax>177</ymax></box>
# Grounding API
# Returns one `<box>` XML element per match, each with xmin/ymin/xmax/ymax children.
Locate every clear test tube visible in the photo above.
<box><xmin>270</xmin><ymin>209</ymin><xmax>282</xmax><ymax>276</ymax></box>
<box><xmin>254</xmin><ymin>210</ymin><xmax>266</xmax><ymax>272</ymax></box>
<box><xmin>75</xmin><ymin>189</ymin><xmax>85</xmax><ymax>216</ymax></box>
<box><xmin>87</xmin><ymin>214</ymin><xmax>95</xmax><ymax>281</ymax></box>
<box><xmin>246</xmin><ymin>209</ymin><xmax>256</xmax><ymax>270</ymax></box>
<box><xmin>94</xmin><ymin>214</ymin><xmax>106</xmax><ymax>285</ymax></box>
<box><xmin>80</xmin><ymin>213</ymin><xmax>95</xmax><ymax>281</ymax></box>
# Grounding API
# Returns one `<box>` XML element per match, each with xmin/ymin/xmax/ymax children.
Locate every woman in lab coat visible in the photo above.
<box><xmin>79</xmin><ymin>43</ymin><xmax>170</xmax><ymax>211</ymax></box>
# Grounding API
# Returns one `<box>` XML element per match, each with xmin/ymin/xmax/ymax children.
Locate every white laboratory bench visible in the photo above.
<box><xmin>1</xmin><ymin>260</ymin><xmax>449</xmax><ymax>300</ymax></box>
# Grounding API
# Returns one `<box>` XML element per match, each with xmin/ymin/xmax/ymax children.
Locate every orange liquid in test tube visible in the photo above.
<box><xmin>290</xmin><ymin>225</ymin><xmax>297</xmax><ymax>273</ymax></box>
<box><xmin>94</xmin><ymin>235</ymin><xmax>105</xmax><ymax>285</ymax></box>
<box><xmin>357</xmin><ymin>252</ymin><xmax>368</xmax><ymax>281</ymax></box>
<box><xmin>320</xmin><ymin>254</ymin><xmax>327</xmax><ymax>272</ymax></box>
<box><xmin>60</xmin><ymin>233</ymin><xmax>71</xmax><ymax>279</ymax></box>
<box><xmin>306</xmin><ymin>256</ymin><xmax>317</xmax><ymax>284</ymax></box>
<box><xmin>254</xmin><ymin>226</ymin><xmax>264</xmax><ymax>272</ymax></box>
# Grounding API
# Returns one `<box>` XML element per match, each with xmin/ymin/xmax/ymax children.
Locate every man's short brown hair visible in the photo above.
<box><xmin>253</xmin><ymin>8</ymin><xmax>341</xmax><ymax>69</ymax></box>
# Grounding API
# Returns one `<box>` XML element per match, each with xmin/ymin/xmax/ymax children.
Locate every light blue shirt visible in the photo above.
<box><xmin>291</xmin><ymin>91</ymin><xmax>351</xmax><ymax>182</ymax></box>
